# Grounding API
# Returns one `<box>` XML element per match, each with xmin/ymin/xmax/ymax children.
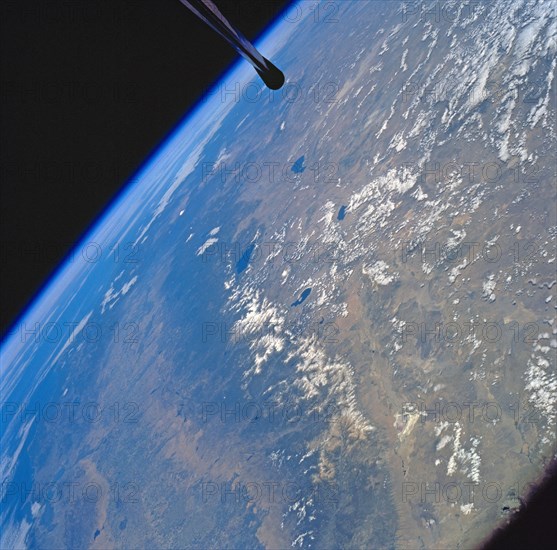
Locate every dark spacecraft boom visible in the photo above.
<box><xmin>178</xmin><ymin>0</ymin><xmax>285</xmax><ymax>90</ymax></box>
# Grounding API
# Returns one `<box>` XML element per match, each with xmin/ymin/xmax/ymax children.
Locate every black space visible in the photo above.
<box><xmin>0</xmin><ymin>0</ymin><xmax>290</xmax><ymax>336</ymax></box>
<box><xmin>481</xmin><ymin>459</ymin><xmax>557</xmax><ymax>550</ymax></box>
<box><xmin>1</xmin><ymin>2</ymin><xmax>556</xmax><ymax>546</ymax></box>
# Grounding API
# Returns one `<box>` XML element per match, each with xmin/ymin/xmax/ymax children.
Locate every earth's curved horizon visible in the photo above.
<box><xmin>1</xmin><ymin>1</ymin><xmax>556</xmax><ymax>548</ymax></box>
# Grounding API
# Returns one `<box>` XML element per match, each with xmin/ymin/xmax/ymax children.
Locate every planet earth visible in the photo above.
<box><xmin>1</xmin><ymin>0</ymin><xmax>556</xmax><ymax>548</ymax></box>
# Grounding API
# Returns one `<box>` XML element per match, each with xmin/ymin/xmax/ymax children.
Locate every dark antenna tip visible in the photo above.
<box><xmin>257</xmin><ymin>57</ymin><xmax>285</xmax><ymax>90</ymax></box>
